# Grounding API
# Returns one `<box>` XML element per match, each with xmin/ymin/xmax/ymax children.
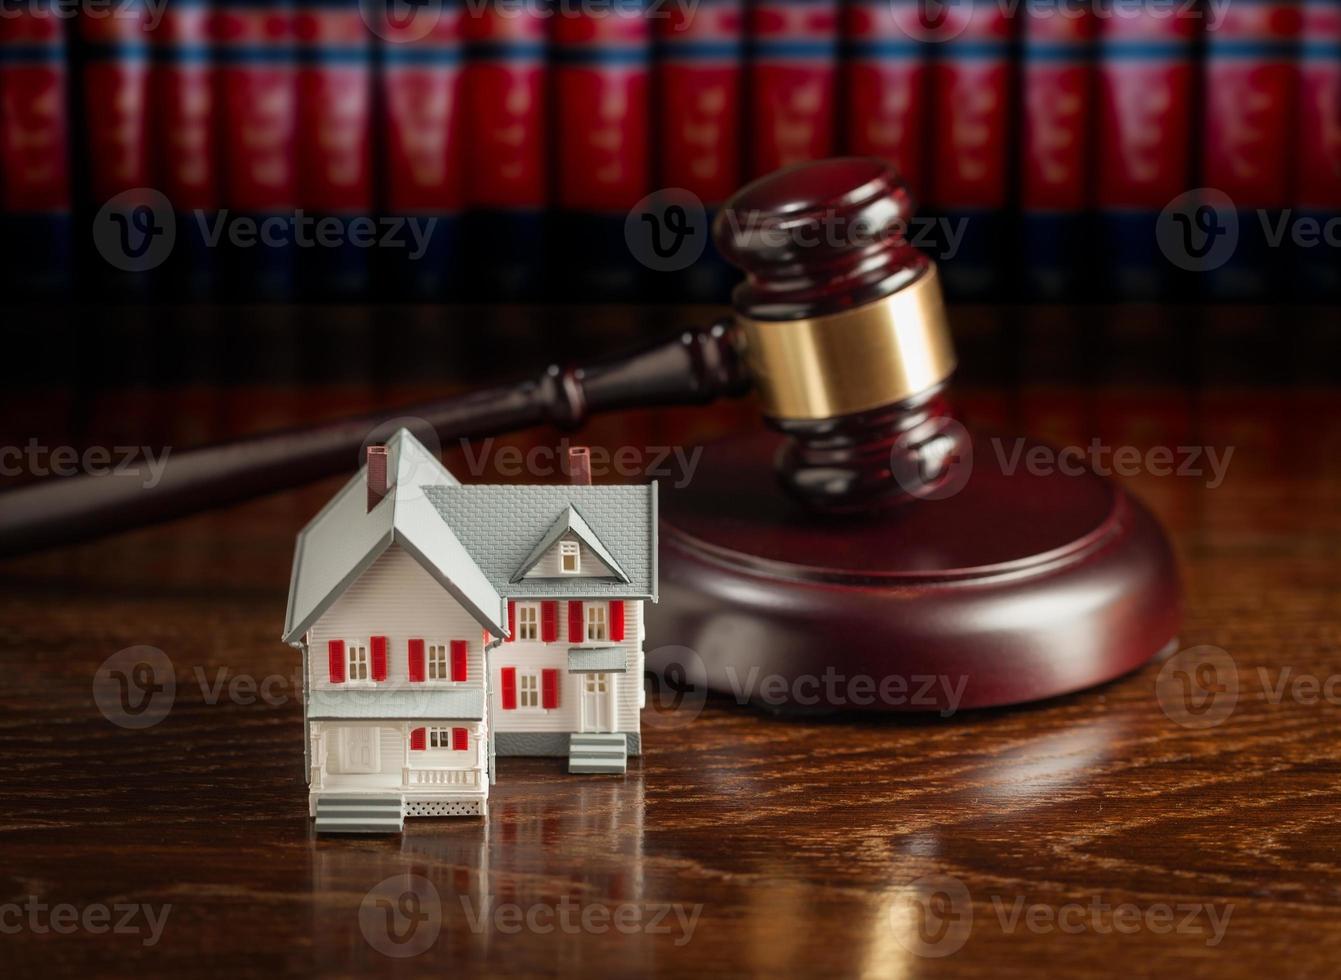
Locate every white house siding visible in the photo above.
<box><xmin>491</xmin><ymin>599</ymin><xmax>643</xmax><ymax>754</ymax></box>
<box><xmin>522</xmin><ymin>533</ymin><xmax>618</xmax><ymax>579</ymax></box>
<box><xmin>307</xmin><ymin>544</ymin><xmax>489</xmax><ymax>694</ymax></box>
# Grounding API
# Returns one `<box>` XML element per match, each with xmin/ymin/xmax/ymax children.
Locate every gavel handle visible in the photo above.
<box><xmin>0</xmin><ymin>320</ymin><xmax>750</xmax><ymax>559</ymax></box>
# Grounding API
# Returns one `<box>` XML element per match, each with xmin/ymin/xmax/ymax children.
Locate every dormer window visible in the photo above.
<box><xmin>560</xmin><ymin>541</ymin><xmax>580</xmax><ymax>574</ymax></box>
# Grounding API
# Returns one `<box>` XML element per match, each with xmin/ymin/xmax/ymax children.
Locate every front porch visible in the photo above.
<box><xmin>308</xmin><ymin>719</ymin><xmax>488</xmax><ymax>817</ymax></box>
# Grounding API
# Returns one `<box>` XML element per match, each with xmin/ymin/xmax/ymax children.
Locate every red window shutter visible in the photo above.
<box><xmin>370</xmin><ymin>635</ymin><xmax>388</xmax><ymax>681</ymax></box>
<box><xmin>500</xmin><ymin>667</ymin><xmax>517</xmax><ymax>709</ymax></box>
<box><xmin>407</xmin><ymin>639</ymin><xmax>425</xmax><ymax>683</ymax></box>
<box><xmin>451</xmin><ymin>640</ymin><xmax>467</xmax><ymax>681</ymax></box>
<box><xmin>506</xmin><ymin>600</ymin><xmax>516</xmax><ymax>642</ymax></box>
<box><xmin>452</xmin><ymin>727</ymin><xmax>468</xmax><ymax>751</ymax></box>
<box><xmin>609</xmin><ymin>600</ymin><xmax>625</xmax><ymax>641</ymax></box>
<box><xmin>541</xmin><ymin>601</ymin><xmax>558</xmax><ymax>642</ymax></box>
<box><xmin>327</xmin><ymin>640</ymin><xmax>345</xmax><ymax>683</ymax></box>
<box><xmin>568</xmin><ymin>601</ymin><xmax>583</xmax><ymax>642</ymax></box>
<box><xmin>542</xmin><ymin>668</ymin><xmax>559</xmax><ymax>709</ymax></box>
<box><xmin>410</xmin><ymin>727</ymin><xmax>426</xmax><ymax>751</ymax></box>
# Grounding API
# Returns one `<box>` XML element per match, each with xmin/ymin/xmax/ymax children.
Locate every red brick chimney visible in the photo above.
<box><xmin>568</xmin><ymin>446</ymin><xmax>591</xmax><ymax>486</ymax></box>
<box><xmin>367</xmin><ymin>445</ymin><xmax>389</xmax><ymax>512</ymax></box>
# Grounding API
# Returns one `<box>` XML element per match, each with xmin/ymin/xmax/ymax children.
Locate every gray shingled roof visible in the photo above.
<box><xmin>423</xmin><ymin>484</ymin><xmax>657</xmax><ymax>600</ymax></box>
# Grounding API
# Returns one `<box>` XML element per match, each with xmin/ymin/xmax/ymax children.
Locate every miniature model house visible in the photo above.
<box><xmin>281</xmin><ymin>429</ymin><xmax>656</xmax><ymax>834</ymax></box>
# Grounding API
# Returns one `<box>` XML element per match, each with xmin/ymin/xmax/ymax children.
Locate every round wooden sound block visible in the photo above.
<box><xmin>646</xmin><ymin>429</ymin><xmax>1181</xmax><ymax>713</ymax></box>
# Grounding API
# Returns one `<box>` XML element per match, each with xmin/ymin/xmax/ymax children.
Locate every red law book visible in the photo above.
<box><xmin>151</xmin><ymin>0</ymin><xmax>218</xmax><ymax>298</ymax></box>
<box><xmin>654</xmin><ymin>0</ymin><xmax>743</xmax><ymax>301</ymax></box>
<box><xmin>1019</xmin><ymin>0</ymin><xmax>1095</xmax><ymax>300</ymax></box>
<box><xmin>551</xmin><ymin>0</ymin><xmax>651</xmax><ymax>300</ymax></box>
<box><xmin>1295</xmin><ymin>0</ymin><xmax>1341</xmax><ymax>298</ymax></box>
<box><xmin>0</xmin><ymin>1</ymin><xmax>71</xmax><ymax>295</ymax></box>
<box><xmin>927</xmin><ymin>0</ymin><xmax>1013</xmax><ymax>300</ymax></box>
<box><xmin>214</xmin><ymin>0</ymin><xmax>299</xmax><ymax>299</ymax></box>
<box><xmin>747</xmin><ymin>0</ymin><xmax>838</xmax><ymax>179</ymax></box>
<box><xmin>77</xmin><ymin>0</ymin><xmax>154</xmax><ymax>295</ymax></box>
<box><xmin>295</xmin><ymin>0</ymin><xmax>373</xmax><ymax>298</ymax></box>
<box><xmin>462</xmin><ymin>0</ymin><xmax>546</xmax><ymax>299</ymax></box>
<box><xmin>1095</xmin><ymin>0</ymin><xmax>1198</xmax><ymax>299</ymax></box>
<box><xmin>1202</xmin><ymin>0</ymin><xmax>1301</xmax><ymax>299</ymax></box>
<box><xmin>841</xmin><ymin>0</ymin><xmax>928</xmax><ymax>204</ymax></box>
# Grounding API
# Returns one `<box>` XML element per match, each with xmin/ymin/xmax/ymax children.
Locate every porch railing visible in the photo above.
<box><xmin>403</xmin><ymin>767</ymin><xmax>478</xmax><ymax>788</ymax></box>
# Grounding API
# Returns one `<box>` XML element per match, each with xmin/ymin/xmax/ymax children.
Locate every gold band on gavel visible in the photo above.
<box><xmin>737</xmin><ymin>266</ymin><xmax>956</xmax><ymax>421</ymax></box>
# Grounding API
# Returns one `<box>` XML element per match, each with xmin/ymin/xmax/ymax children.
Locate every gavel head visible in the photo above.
<box><xmin>713</xmin><ymin>158</ymin><xmax>963</xmax><ymax>514</ymax></box>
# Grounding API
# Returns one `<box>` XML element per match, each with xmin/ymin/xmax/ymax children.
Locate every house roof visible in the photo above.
<box><xmin>510</xmin><ymin>505</ymin><xmax>630</xmax><ymax>583</ymax></box>
<box><xmin>423</xmin><ymin>483</ymin><xmax>658</xmax><ymax>600</ymax></box>
<box><xmin>281</xmin><ymin>429</ymin><xmax>508</xmax><ymax>644</ymax></box>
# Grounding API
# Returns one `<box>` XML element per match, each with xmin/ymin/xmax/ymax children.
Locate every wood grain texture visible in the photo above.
<box><xmin>1</xmin><ymin>347</ymin><xmax>1339</xmax><ymax>977</ymax></box>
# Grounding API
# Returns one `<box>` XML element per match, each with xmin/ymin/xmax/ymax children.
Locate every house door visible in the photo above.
<box><xmin>338</xmin><ymin>726</ymin><xmax>381</xmax><ymax>773</ymax></box>
<box><xmin>581</xmin><ymin>673</ymin><xmax>615</xmax><ymax>733</ymax></box>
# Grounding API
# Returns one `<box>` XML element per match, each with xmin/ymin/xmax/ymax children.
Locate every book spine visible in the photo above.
<box><xmin>1201</xmin><ymin>0</ymin><xmax>1300</xmax><ymax>299</ymax></box>
<box><xmin>215</xmin><ymin>0</ymin><xmax>299</xmax><ymax>300</ymax></box>
<box><xmin>462</xmin><ymin>0</ymin><xmax>545</xmax><ymax>299</ymax></box>
<box><xmin>746</xmin><ymin>0</ymin><xmax>838</xmax><ymax>179</ymax></box>
<box><xmin>551</xmin><ymin>0</ymin><xmax>651</xmax><ymax>300</ymax></box>
<box><xmin>77</xmin><ymin>0</ymin><xmax>154</xmax><ymax>296</ymax></box>
<box><xmin>927</xmin><ymin>0</ymin><xmax>1014</xmax><ymax>300</ymax></box>
<box><xmin>0</xmin><ymin>1</ymin><xmax>71</xmax><ymax>295</ymax></box>
<box><xmin>295</xmin><ymin>0</ymin><xmax>374</xmax><ymax>298</ymax></box>
<box><xmin>152</xmin><ymin>0</ymin><xmax>218</xmax><ymax>298</ymax></box>
<box><xmin>1019</xmin><ymin>0</ymin><xmax>1094</xmax><ymax>300</ymax></box>
<box><xmin>1095</xmin><ymin>0</ymin><xmax>1198</xmax><ymax>299</ymax></box>
<box><xmin>1294</xmin><ymin>0</ymin><xmax>1341</xmax><ymax>299</ymax></box>
<box><xmin>653</xmin><ymin>0</ymin><xmax>743</xmax><ymax>301</ymax></box>
<box><xmin>841</xmin><ymin>0</ymin><xmax>928</xmax><ymax>203</ymax></box>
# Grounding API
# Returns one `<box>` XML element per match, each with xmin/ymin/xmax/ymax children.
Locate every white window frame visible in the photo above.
<box><xmin>586</xmin><ymin>604</ymin><xmax>608</xmax><ymax>642</ymax></box>
<box><xmin>517</xmin><ymin>604</ymin><xmax>539</xmax><ymax>642</ymax></box>
<box><xmin>584</xmin><ymin>673</ymin><xmax>609</xmax><ymax>695</ymax></box>
<box><xmin>427</xmin><ymin>726</ymin><xmax>463</xmax><ymax>750</ymax></box>
<box><xmin>518</xmin><ymin>671</ymin><xmax>541</xmax><ymax>709</ymax></box>
<box><xmin>559</xmin><ymin>541</ymin><xmax>580</xmax><ymax>574</ymax></box>
<box><xmin>346</xmin><ymin>641</ymin><xmax>371</xmax><ymax>683</ymax></box>
<box><xmin>427</xmin><ymin>642</ymin><xmax>451</xmax><ymax>682</ymax></box>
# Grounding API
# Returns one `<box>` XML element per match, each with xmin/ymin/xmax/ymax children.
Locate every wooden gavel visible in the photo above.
<box><xmin>0</xmin><ymin>158</ymin><xmax>964</xmax><ymax>555</ymax></box>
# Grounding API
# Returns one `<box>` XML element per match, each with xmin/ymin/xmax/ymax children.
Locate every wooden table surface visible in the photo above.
<box><xmin>2</xmin><ymin>307</ymin><xmax>1340</xmax><ymax>978</ymax></box>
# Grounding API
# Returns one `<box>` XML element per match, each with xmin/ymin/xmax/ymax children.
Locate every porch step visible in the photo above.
<box><xmin>314</xmin><ymin>795</ymin><xmax>405</xmax><ymax>835</ymax></box>
<box><xmin>568</xmin><ymin>733</ymin><xmax>628</xmax><ymax>775</ymax></box>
